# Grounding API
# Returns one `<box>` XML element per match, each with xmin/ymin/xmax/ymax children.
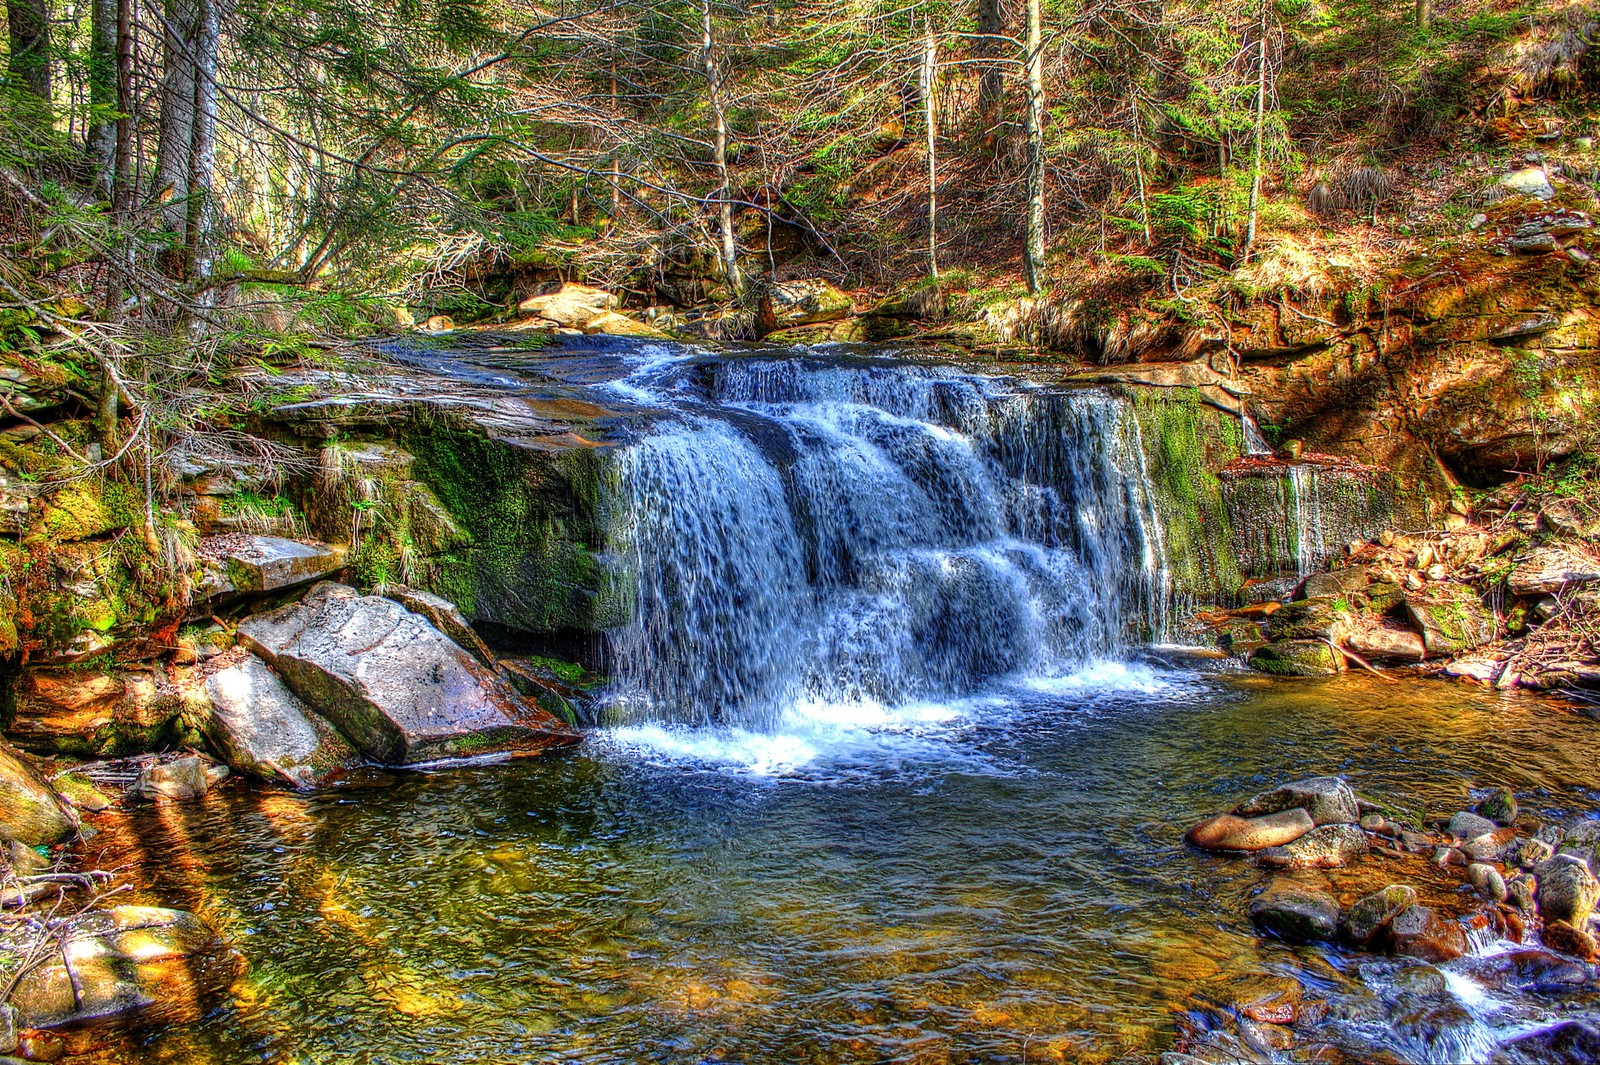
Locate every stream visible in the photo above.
<box><xmin>79</xmin><ymin>338</ymin><xmax>1600</xmax><ymax>1062</ymax></box>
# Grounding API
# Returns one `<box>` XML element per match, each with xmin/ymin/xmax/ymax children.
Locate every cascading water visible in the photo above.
<box><xmin>601</xmin><ymin>355</ymin><xmax>1174</xmax><ymax>728</ymax></box>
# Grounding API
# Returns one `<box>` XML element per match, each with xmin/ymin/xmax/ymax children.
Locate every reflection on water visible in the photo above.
<box><xmin>77</xmin><ymin>673</ymin><xmax>1600</xmax><ymax>1063</ymax></box>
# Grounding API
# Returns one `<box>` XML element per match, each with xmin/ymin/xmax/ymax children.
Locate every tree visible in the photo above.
<box><xmin>700</xmin><ymin>0</ymin><xmax>743</xmax><ymax>297</ymax></box>
<box><xmin>5</xmin><ymin>0</ymin><xmax>51</xmax><ymax>104</ymax></box>
<box><xmin>1021</xmin><ymin>0</ymin><xmax>1046</xmax><ymax>293</ymax></box>
<box><xmin>921</xmin><ymin>17</ymin><xmax>939</xmax><ymax>280</ymax></box>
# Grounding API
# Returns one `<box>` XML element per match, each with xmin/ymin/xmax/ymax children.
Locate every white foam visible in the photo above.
<box><xmin>602</xmin><ymin>661</ymin><xmax>1175</xmax><ymax>776</ymax></box>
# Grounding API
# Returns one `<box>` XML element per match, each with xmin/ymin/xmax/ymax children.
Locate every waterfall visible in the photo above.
<box><xmin>1240</xmin><ymin>409</ymin><xmax>1274</xmax><ymax>456</ymax></box>
<box><xmin>602</xmin><ymin>357</ymin><xmax>1175</xmax><ymax>727</ymax></box>
<box><xmin>1288</xmin><ymin>464</ymin><xmax>1328</xmax><ymax>578</ymax></box>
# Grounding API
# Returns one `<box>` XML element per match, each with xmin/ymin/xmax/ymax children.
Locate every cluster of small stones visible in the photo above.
<box><xmin>1175</xmin><ymin>776</ymin><xmax>1600</xmax><ymax>1060</ymax></box>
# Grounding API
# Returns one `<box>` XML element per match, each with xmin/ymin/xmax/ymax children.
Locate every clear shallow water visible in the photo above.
<box><xmin>78</xmin><ymin>673</ymin><xmax>1600</xmax><ymax>1064</ymax></box>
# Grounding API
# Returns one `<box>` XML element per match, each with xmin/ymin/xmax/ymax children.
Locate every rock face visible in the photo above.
<box><xmin>0</xmin><ymin>742</ymin><xmax>76</xmax><ymax>845</ymax></box>
<box><xmin>5</xmin><ymin>906</ymin><xmax>241</xmax><ymax>1029</ymax></box>
<box><xmin>1248</xmin><ymin>881</ymin><xmax>1340</xmax><ymax>943</ymax></box>
<box><xmin>1237</xmin><ymin>777</ymin><xmax>1361</xmax><ymax>826</ymax></box>
<box><xmin>202</xmin><ymin>654</ymin><xmax>357</xmax><ymax>787</ymax></box>
<box><xmin>238</xmin><ymin>582</ymin><xmax>581</xmax><ymax>764</ymax></box>
<box><xmin>1185</xmin><ymin>809</ymin><xmax>1315</xmax><ymax>851</ymax></box>
<box><xmin>516</xmin><ymin>282</ymin><xmax>618</xmax><ymax>328</ymax></box>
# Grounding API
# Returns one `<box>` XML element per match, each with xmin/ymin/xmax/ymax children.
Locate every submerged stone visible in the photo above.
<box><xmin>4</xmin><ymin>906</ymin><xmax>241</xmax><ymax>1029</ymax></box>
<box><xmin>239</xmin><ymin>582</ymin><xmax>581</xmax><ymax>765</ymax></box>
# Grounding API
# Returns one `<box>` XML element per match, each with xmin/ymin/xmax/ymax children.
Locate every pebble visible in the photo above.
<box><xmin>1468</xmin><ymin>862</ymin><xmax>1508</xmax><ymax>902</ymax></box>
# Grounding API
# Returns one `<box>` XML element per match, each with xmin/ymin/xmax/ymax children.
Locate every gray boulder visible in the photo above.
<box><xmin>1535</xmin><ymin>856</ymin><xmax>1600</xmax><ymax>927</ymax></box>
<box><xmin>238</xmin><ymin>582</ymin><xmax>580</xmax><ymax>764</ymax></box>
<box><xmin>374</xmin><ymin>584</ymin><xmax>496</xmax><ymax>669</ymax></box>
<box><xmin>1248</xmin><ymin>881</ymin><xmax>1340</xmax><ymax>943</ymax></box>
<box><xmin>201</xmin><ymin>654</ymin><xmax>356</xmax><ymax>787</ymax></box>
<box><xmin>1498</xmin><ymin>167</ymin><xmax>1555</xmax><ymax>201</ymax></box>
<box><xmin>1508</xmin><ymin>546</ymin><xmax>1600</xmax><ymax>596</ymax></box>
<box><xmin>1342</xmin><ymin>884</ymin><xmax>1417</xmax><ymax>947</ymax></box>
<box><xmin>1260</xmin><ymin>824</ymin><xmax>1369</xmax><ymax>868</ymax></box>
<box><xmin>1448</xmin><ymin>810</ymin><xmax>1499</xmax><ymax>841</ymax></box>
<box><xmin>1237</xmin><ymin>776</ymin><xmax>1361</xmax><ymax>826</ymax></box>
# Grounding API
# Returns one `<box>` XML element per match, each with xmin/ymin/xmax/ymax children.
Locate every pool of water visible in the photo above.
<box><xmin>75</xmin><ymin>669</ymin><xmax>1600</xmax><ymax>1063</ymax></box>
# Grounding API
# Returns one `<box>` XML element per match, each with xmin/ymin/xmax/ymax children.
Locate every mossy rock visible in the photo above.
<box><xmin>1403</xmin><ymin>587</ymin><xmax>1496</xmax><ymax>657</ymax></box>
<box><xmin>402</xmin><ymin>420</ymin><xmax>623</xmax><ymax>635</ymax></box>
<box><xmin>1248</xmin><ymin>639</ymin><xmax>1343</xmax><ymax>678</ymax></box>
<box><xmin>1267</xmin><ymin>597</ymin><xmax>1350</xmax><ymax>642</ymax></box>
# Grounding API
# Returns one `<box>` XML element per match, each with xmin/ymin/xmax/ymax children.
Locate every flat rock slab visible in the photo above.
<box><xmin>239</xmin><ymin>582</ymin><xmax>580</xmax><ymax>764</ymax></box>
<box><xmin>202</xmin><ymin>654</ymin><xmax>356</xmax><ymax>787</ymax></box>
<box><xmin>200</xmin><ymin>535</ymin><xmax>347</xmax><ymax>596</ymax></box>
<box><xmin>1509</xmin><ymin>546</ymin><xmax>1600</xmax><ymax>596</ymax></box>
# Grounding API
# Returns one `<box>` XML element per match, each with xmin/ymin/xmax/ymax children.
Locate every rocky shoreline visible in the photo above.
<box><xmin>1175</xmin><ymin>776</ymin><xmax>1600</xmax><ymax>1062</ymax></box>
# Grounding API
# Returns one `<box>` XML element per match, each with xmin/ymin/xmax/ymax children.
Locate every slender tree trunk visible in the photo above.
<box><xmin>1021</xmin><ymin>0</ymin><xmax>1046</xmax><ymax>294</ymax></box>
<box><xmin>1414</xmin><ymin>0</ymin><xmax>1430</xmax><ymax>29</ymax></box>
<box><xmin>87</xmin><ymin>0</ymin><xmax>118</xmax><ymax>194</ymax></box>
<box><xmin>185</xmin><ymin>0</ymin><xmax>219</xmax><ymax>289</ymax></box>
<box><xmin>6</xmin><ymin>0</ymin><xmax>51</xmax><ymax>104</ymax></box>
<box><xmin>157</xmin><ymin>0</ymin><xmax>197</xmax><ymax>268</ymax></box>
<box><xmin>921</xmin><ymin>21</ymin><xmax>938</xmax><ymax>280</ymax></box>
<box><xmin>1242</xmin><ymin>11</ymin><xmax>1268</xmax><ymax>264</ymax></box>
<box><xmin>701</xmin><ymin>0</ymin><xmax>742</xmax><ymax>297</ymax></box>
<box><xmin>1132</xmin><ymin>99</ymin><xmax>1152</xmax><ymax>246</ymax></box>
<box><xmin>976</xmin><ymin>0</ymin><xmax>1004</xmax><ymax>144</ymax></box>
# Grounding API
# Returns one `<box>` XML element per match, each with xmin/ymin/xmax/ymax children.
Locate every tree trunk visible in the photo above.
<box><xmin>701</xmin><ymin>0</ymin><xmax>742</xmax><ymax>297</ymax></box>
<box><xmin>1414</xmin><ymin>0</ymin><xmax>1430</xmax><ymax>29</ymax></box>
<box><xmin>86</xmin><ymin>0</ymin><xmax>118</xmax><ymax>195</ymax></box>
<box><xmin>185</xmin><ymin>0</ymin><xmax>219</xmax><ymax>289</ymax></box>
<box><xmin>6</xmin><ymin>0</ymin><xmax>51</xmax><ymax>104</ymax></box>
<box><xmin>1242</xmin><ymin>11</ymin><xmax>1268</xmax><ymax>264</ymax></box>
<box><xmin>157</xmin><ymin>0</ymin><xmax>198</xmax><ymax>261</ymax></box>
<box><xmin>1021</xmin><ymin>0</ymin><xmax>1046</xmax><ymax>294</ymax></box>
<box><xmin>976</xmin><ymin>0</ymin><xmax>1004</xmax><ymax>142</ymax></box>
<box><xmin>921</xmin><ymin>21</ymin><xmax>939</xmax><ymax>280</ymax></box>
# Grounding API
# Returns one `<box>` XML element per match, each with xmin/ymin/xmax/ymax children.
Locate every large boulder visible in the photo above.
<box><xmin>1402</xmin><ymin>586</ymin><xmax>1496</xmax><ymax>657</ymax></box>
<box><xmin>1266</xmin><ymin>598</ymin><xmax>1351</xmax><ymax>642</ymax></box>
<box><xmin>1345</xmin><ymin>625</ymin><xmax>1425</xmax><ymax>662</ymax></box>
<box><xmin>1237</xmin><ymin>777</ymin><xmax>1361</xmax><ymax>826</ymax></box>
<box><xmin>0</xmin><ymin>742</ymin><xmax>76</xmax><ymax>845</ymax></box>
<box><xmin>374</xmin><ymin>584</ymin><xmax>496</xmax><ymax>668</ymax></box>
<box><xmin>1384</xmin><ymin>905</ymin><xmax>1467</xmax><ymax>962</ymax></box>
<box><xmin>583</xmin><ymin>310</ymin><xmax>669</xmax><ymax>339</ymax></box>
<box><xmin>757</xmin><ymin>279</ymin><xmax>854</xmax><ymax>333</ymax></box>
<box><xmin>1247</xmin><ymin>640</ymin><xmax>1343</xmax><ymax>677</ymax></box>
<box><xmin>238</xmin><ymin>582</ymin><xmax>580</xmax><ymax>764</ymax></box>
<box><xmin>4</xmin><ymin>906</ymin><xmax>242</xmax><ymax>1029</ymax></box>
<box><xmin>1341</xmin><ymin>884</ymin><xmax>1417</xmax><ymax>948</ymax></box>
<box><xmin>1260</xmin><ymin>824</ymin><xmax>1369</xmax><ymax>868</ymax></box>
<box><xmin>516</xmin><ymin>283</ymin><xmax>618</xmax><ymax>328</ymax></box>
<box><xmin>201</xmin><ymin>654</ymin><xmax>356</xmax><ymax>787</ymax></box>
<box><xmin>1535</xmin><ymin>856</ymin><xmax>1600</xmax><ymax>927</ymax></box>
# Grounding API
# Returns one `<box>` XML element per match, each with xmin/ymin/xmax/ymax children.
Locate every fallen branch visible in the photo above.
<box><xmin>1325</xmin><ymin>639</ymin><xmax>1399</xmax><ymax>683</ymax></box>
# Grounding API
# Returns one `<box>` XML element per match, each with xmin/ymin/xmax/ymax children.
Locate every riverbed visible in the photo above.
<box><xmin>76</xmin><ymin>669</ymin><xmax>1600</xmax><ymax>1063</ymax></box>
